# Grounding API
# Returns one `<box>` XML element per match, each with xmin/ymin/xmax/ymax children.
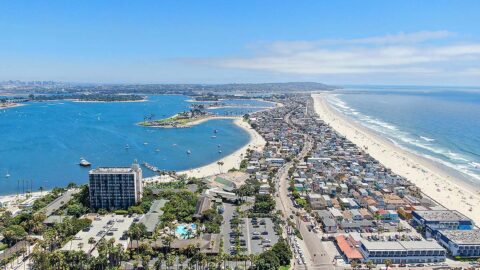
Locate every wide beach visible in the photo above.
<box><xmin>312</xmin><ymin>93</ymin><xmax>480</xmax><ymax>224</ymax></box>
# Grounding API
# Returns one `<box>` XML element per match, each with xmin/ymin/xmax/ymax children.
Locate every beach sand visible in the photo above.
<box><xmin>177</xmin><ymin>118</ymin><xmax>266</xmax><ymax>178</ymax></box>
<box><xmin>312</xmin><ymin>93</ymin><xmax>480</xmax><ymax>224</ymax></box>
<box><xmin>0</xmin><ymin>103</ymin><xmax>25</xmax><ymax>110</ymax></box>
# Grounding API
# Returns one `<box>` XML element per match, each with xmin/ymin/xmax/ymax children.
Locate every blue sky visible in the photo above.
<box><xmin>1</xmin><ymin>0</ymin><xmax>479</xmax><ymax>85</ymax></box>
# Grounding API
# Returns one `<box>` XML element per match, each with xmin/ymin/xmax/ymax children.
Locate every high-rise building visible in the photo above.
<box><xmin>89</xmin><ymin>161</ymin><xmax>142</xmax><ymax>210</ymax></box>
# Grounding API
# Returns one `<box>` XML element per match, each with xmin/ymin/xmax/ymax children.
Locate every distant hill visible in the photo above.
<box><xmin>0</xmin><ymin>81</ymin><xmax>337</xmax><ymax>95</ymax></box>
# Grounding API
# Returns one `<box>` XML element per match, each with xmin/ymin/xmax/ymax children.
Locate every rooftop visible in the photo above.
<box><xmin>440</xmin><ymin>230</ymin><xmax>480</xmax><ymax>245</ymax></box>
<box><xmin>90</xmin><ymin>167</ymin><xmax>135</xmax><ymax>174</ymax></box>
<box><xmin>414</xmin><ymin>210</ymin><xmax>471</xmax><ymax>222</ymax></box>
<box><xmin>336</xmin><ymin>235</ymin><xmax>363</xmax><ymax>260</ymax></box>
<box><xmin>361</xmin><ymin>240</ymin><xmax>444</xmax><ymax>251</ymax></box>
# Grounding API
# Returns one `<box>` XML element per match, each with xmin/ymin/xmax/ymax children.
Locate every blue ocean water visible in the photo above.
<box><xmin>327</xmin><ymin>86</ymin><xmax>480</xmax><ymax>183</ymax></box>
<box><xmin>0</xmin><ymin>95</ymin><xmax>271</xmax><ymax>195</ymax></box>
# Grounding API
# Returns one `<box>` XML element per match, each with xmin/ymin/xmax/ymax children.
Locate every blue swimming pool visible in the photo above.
<box><xmin>175</xmin><ymin>224</ymin><xmax>197</xmax><ymax>239</ymax></box>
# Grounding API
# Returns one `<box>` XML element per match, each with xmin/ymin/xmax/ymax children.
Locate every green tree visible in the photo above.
<box><xmin>253</xmin><ymin>250</ymin><xmax>280</xmax><ymax>270</ymax></box>
<box><xmin>384</xmin><ymin>259</ymin><xmax>393</xmax><ymax>269</ymax></box>
<box><xmin>67</xmin><ymin>182</ymin><xmax>78</xmax><ymax>189</ymax></box>
<box><xmin>67</xmin><ymin>203</ymin><xmax>85</xmax><ymax>217</ymax></box>
<box><xmin>3</xmin><ymin>224</ymin><xmax>27</xmax><ymax>246</ymax></box>
<box><xmin>271</xmin><ymin>240</ymin><xmax>292</xmax><ymax>266</ymax></box>
<box><xmin>366</xmin><ymin>260</ymin><xmax>376</xmax><ymax>270</ymax></box>
<box><xmin>253</xmin><ymin>194</ymin><xmax>275</xmax><ymax>214</ymax></box>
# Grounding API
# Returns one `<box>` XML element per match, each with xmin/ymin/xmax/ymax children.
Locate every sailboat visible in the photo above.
<box><xmin>5</xmin><ymin>170</ymin><xmax>10</xmax><ymax>178</ymax></box>
<box><xmin>186</xmin><ymin>150</ymin><xmax>191</xmax><ymax>155</ymax></box>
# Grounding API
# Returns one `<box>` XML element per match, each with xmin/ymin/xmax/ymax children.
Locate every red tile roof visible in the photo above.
<box><xmin>336</xmin><ymin>235</ymin><xmax>363</xmax><ymax>260</ymax></box>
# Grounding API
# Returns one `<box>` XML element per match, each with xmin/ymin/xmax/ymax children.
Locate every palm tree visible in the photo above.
<box><xmin>142</xmin><ymin>255</ymin><xmax>151</xmax><ymax>270</ymax></box>
<box><xmin>166</xmin><ymin>252</ymin><xmax>175</xmax><ymax>270</ymax></box>
<box><xmin>154</xmin><ymin>253</ymin><xmax>165</xmax><ymax>270</ymax></box>
<box><xmin>217</xmin><ymin>161</ymin><xmax>224</xmax><ymax>174</ymax></box>
<box><xmin>249</xmin><ymin>254</ymin><xmax>256</xmax><ymax>268</ymax></box>
<box><xmin>162</xmin><ymin>235</ymin><xmax>174</xmax><ymax>254</ymax></box>
<box><xmin>178</xmin><ymin>255</ymin><xmax>187</xmax><ymax>269</ymax></box>
<box><xmin>384</xmin><ymin>259</ymin><xmax>393</xmax><ymax>269</ymax></box>
<box><xmin>88</xmin><ymin>237</ymin><xmax>96</xmax><ymax>253</ymax></box>
<box><xmin>366</xmin><ymin>260</ymin><xmax>376</xmax><ymax>270</ymax></box>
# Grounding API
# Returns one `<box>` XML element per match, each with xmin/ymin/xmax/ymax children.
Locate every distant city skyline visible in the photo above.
<box><xmin>1</xmin><ymin>0</ymin><xmax>480</xmax><ymax>86</ymax></box>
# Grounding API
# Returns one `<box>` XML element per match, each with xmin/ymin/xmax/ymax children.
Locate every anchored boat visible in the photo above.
<box><xmin>79</xmin><ymin>157</ymin><xmax>91</xmax><ymax>167</ymax></box>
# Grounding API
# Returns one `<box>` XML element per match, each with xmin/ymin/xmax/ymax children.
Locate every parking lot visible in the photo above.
<box><xmin>221</xmin><ymin>203</ymin><xmax>238</xmax><ymax>254</ymax></box>
<box><xmin>248</xmin><ymin>216</ymin><xmax>279</xmax><ymax>254</ymax></box>
<box><xmin>221</xmin><ymin>203</ymin><xmax>279</xmax><ymax>256</ymax></box>
<box><xmin>61</xmin><ymin>214</ymin><xmax>136</xmax><ymax>256</ymax></box>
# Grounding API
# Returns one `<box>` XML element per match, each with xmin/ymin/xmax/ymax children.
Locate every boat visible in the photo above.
<box><xmin>218</xmin><ymin>144</ymin><xmax>221</xmax><ymax>148</ymax></box>
<box><xmin>155</xmin><ymin>148</ymin><xmax>160</xmax><ymax>152</ymax></box>
<box><xmin>211</xmin><ymin>136</ymin><xmax>216</xmax><ymax>139</ymax></box>
<box><xmin>218</xmin><ymin>150</ymin><xmax>222</xmax><ymax>153</ymax></box>
<box><xmin>5</xmin><ymin>170</ymin><xmax>10</xmax><ymax>178</ymax></box>
<box><xmin>79</xmin><ymin>157</ymin><xmax>91</xmax><ymax>167</ymax></box>
<box><xmin>143</xmin><ymin>142</ymin><xmax>148</xmax><ymax>145</ymax></box>
<box><xmin>186</xmin><ymin>150</ymin><xmax>191</xmax><ymax>155</ymax></box>
<box><xmin>213</xmin><ymin>129</ymin><xmax>218</xmax><ymax>133</ymax></box>
<box><xmin>125</xmin><ymin>144</ymin><xmax>130</xmax><ymax>149</ymax></box>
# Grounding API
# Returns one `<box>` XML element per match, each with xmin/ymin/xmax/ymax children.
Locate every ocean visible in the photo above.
<box><xmin>0</xmin><ymin>95</ymin><xmax>272</xmax><ymax>195</ymax></box>
<box><xmin>327</xmin><ymin>85</ymin><xmax>480</xmax><ymax>184</ymax></box>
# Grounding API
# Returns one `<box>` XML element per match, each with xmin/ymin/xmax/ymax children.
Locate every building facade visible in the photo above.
<box><xmin>437</xmin><ymin>230</ymin><xmax>480</xmax><ymax>258</ymax></box>
<box><xmin>89</xmin><ymin>161</ymin><xmax>142</xmax><ymax>210</ymax></box>
<box><xmin>412</xmin><ymin>210</ymin><xmax>474</xmax><ymax>238</ymax></box>
<box><xmin>359</xmin><ymin>240</ymin><xmax>446</xmax><ymax>264</ymax></box>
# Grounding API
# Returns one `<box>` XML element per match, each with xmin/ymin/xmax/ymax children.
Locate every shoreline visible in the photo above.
<box><xmin>70</xmin><ymin>98</ymin><xmax>148</xmax><ymax>103</ymax></box>
<box><xmin>0</xmin><ymin>103</ymin><xmax>25</xmax><ymax>110</ymax></box>
<box><xmin>312</xmin><ymin>93</ymin><xmax>480</xmax><ymax>224</ymax></box>
<box><xmin>138</xmin><ymin>115</ymin><xmax>239</xmax><ymax>128</ymax></box>
<box><xmin>177</xmin><ymin>117</ymin><xmax>266</xmax><ymax>178</ymax></box>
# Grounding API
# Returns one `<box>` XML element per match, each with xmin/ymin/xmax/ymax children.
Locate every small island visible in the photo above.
<box><xmin>138</xmin><ymin>107</ymin><xmax>211</xmax><ymax>128</ymax></box>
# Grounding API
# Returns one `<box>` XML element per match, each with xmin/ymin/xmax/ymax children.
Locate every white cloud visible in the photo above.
<box><xmin>204</xmin><ymin>31</ymin><xmax>480</xmax><ymax>79</ymax></box>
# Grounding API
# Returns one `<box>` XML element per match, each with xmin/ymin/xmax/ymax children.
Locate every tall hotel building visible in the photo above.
<box><xmin>89</xmin><ymin>161</ymin><xmax>143</xmax><ymax>210</ymax></box>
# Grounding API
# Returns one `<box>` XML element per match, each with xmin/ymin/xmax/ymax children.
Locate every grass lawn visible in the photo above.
<box><xmin>279</xmin><ymin>266</ymin><xmax>290</xmax><ymax>270</ymax></box>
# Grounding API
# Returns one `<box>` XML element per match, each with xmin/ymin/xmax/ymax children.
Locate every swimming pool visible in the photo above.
<box><xmin>175</xmin><ymin>224</ymin><xmax>197</xmax><ymax>239</ymax></box>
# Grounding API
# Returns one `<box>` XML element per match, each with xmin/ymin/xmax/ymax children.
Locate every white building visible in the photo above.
<box><xmin>359</xmin><ymin>240</ymin><xmax>446</xmax><ymax>264</ymax></box>
<box><xmin>437</xmin><ymin>230</ymin><xmax>480</xmax><ymax>257</ymax></box>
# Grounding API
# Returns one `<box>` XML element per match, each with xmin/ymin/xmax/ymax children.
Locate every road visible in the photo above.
<box><xmin>40</xmin><ymin>188</ymin><xmax>79</xmax><ymax>216</ymax></box>
<box><xmin>274</xmin><ymin>105</ymin><xmax>335</xmax><ymax>270</ymax></box>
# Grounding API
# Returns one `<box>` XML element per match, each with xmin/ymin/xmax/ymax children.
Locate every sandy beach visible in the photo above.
<box><xmin>312</xmin><ymin>93</ymin><xmax>480</xmax><ymax>224</ymax></box>
<box><xmin>177</xmin><ymin>117</ymin><xmax>266</xmax><ymax>178</ymax></box>
<box><xmin>0</xmin><ymin>103</ymin><xmax>25</xmax><ymax>110</ymax></box>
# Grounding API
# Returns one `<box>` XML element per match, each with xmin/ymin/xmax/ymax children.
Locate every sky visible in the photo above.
<box><xmin>1</xmin><ymin>0</ymin><xmax>479</xmax><ymax>85</ymax></box>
